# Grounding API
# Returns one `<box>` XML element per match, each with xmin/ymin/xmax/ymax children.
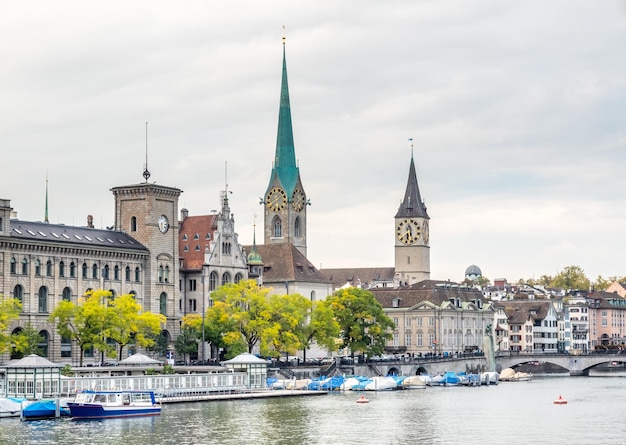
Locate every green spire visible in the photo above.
<box><xmin>269</xmin><ymin>39</ymin><xmax>299</xmax><ymax>196</ymax></box>
<box><xmin>247</xmin><ymin>223</ymin><xmax>263</xmax><ymax>265</ymax></box>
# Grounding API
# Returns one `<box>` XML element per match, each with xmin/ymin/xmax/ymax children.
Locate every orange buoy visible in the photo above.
<box><xmin>554</xmin><ymin>395</ymin><xmax>567</xmax><ymax>405</ymax></box>
<box><xmin>356</xmin><ymin>395</ymin><xmax>369</xmax><ymax>404</ymax></box>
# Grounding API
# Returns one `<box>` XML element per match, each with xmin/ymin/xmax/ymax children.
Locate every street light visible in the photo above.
<box><xmin>201</xmin><ymin>264</ymin><xmax>207</xmax><ymax>363</ymax></box>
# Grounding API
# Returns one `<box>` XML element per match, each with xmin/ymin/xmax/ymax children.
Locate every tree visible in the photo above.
<box><xmin>145</xmin><ymin>330</ymin><xmax>170</xmax><ymax>357</ymax></box>
<box><xmin>299</xmin><ymin>299</ymin><xmax>340</xmax><ymax>362</ymax></box>
<box><xmin>327</xmin><ymin>288</ymin><xmax>394</xmax><ymax>359</ymax></box>
<box><xmin>261</xmin><ymin>293</ymin><xmax>311</xmax><ymax>359</ymax></box>
<box><xmin>549</xmin><ymin>265</ymin><xmax>590</xmax><ymax>291</ymax></box>
<box><xmin>0</xmin><ymin>298</ymin><xmax>21</xmax><ymax>353</ymax></box>
<box><xmin>209</xmin><ymin>280</ymin><xmax>271</xmax><ymax>355</ymax></box>
<box><xmin>11</xmin><ymin>323</ymin><xmax>44</xmax><ymax>357</ymax></box>
<box><xmin>49</xmin><ymin>290</ymin><xmax>109</xmax><ymax>366</ymax></box>
<box><xmin>594</xmin><ymin>275</ymin><xmax>612</xmax><ymax>291</ymax></box>
<box><xmin>174</xmin><ymin>325</ymin><xmax>199</xmax><ymax>364</ymax></box>
<box><xmin>107</xmin><ymin>294</ymin><xmax>166</xmax><ymax>360</ymax></box>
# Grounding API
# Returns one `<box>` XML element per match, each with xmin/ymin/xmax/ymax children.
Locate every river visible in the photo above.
<box><xmin>3</xmin><ymin>375</ymin><xmax>626</xmax><ymax>445</ymax></box>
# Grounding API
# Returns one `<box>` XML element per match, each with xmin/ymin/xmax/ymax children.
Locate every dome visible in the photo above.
<box><xmin>247</xmin><ymin>249</ymin><xmax>263</xmax><ymax>265</ymax></box>
<box><xmin>465</xmin><ymin>264</ymin><xmax>482</xmax><ymax>277</ymax></box>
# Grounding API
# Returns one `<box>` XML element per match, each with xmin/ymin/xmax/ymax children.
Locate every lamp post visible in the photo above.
<box><xmin>201</xmin><ymin>265</ymin><xmax>207</xmax><ymax>363</ymax></box>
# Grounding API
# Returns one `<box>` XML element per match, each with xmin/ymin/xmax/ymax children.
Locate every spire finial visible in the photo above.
<box><xmin>143</xmin><ymin>122</ymin><xmax>151</xmax><ymax>182</ymax></box>
<box><xmin>282</xmin><ymin>25</ymin><xmax>286</xmax><ymax>45</ymax></box>
<box><xmin>44</xmin><ymin>171</ymin><xmax>49</xmax><ymax>223</ymax></box>
<box><xmin>408</xmin><ymin>137</ymin><xmax>414</xmax><ymax>159</ymax></box>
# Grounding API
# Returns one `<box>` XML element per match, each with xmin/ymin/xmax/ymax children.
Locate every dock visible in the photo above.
<box><xmin>159</xmin><ymin>389</ymin><xmax>327</xmax><ymax>404</ymax></box>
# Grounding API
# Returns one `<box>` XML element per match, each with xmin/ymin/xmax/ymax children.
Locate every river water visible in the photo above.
<box><xmin>3</xmin><ymin>375</ymin><xmax>626</xmax><ymax>445</ymax></box>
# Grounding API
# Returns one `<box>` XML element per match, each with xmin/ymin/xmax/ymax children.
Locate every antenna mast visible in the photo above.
<box><xmin>143</xmin><ymin>122</ymin><xmax>151</xmax><ymax>182</ymax></box>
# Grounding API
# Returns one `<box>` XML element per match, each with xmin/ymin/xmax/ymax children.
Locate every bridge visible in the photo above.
<box><xmin>326</xmin><ymin>353</ymin><xmax>625</xmax><ymax>377</ymax></box>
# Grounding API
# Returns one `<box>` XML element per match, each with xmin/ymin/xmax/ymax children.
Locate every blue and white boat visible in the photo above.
<box><xmin>67</xmin><ymin>390</ymin><xmax>161</xmax><ymax>419</ymax></box>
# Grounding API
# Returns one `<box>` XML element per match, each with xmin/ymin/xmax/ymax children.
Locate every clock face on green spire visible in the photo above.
<box><xmin>266</xmin><ymin>188</ymin><xmax>287</xmax><ymax>212</ymax></box>
<box><xmin>292</xmin><ymin>189</ymin><xmax>305</xmax><ymax>212</ymax></box>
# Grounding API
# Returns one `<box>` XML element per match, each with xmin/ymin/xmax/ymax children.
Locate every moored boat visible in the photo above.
<box><xmin>21</xmin><ymin>399</ymin><xmax>71</xmax><ymax>420</ymax></box>
<box><xmin>67</xmin><ymin>390</ymin><xmax>161</xmax><ymax>419</ymax></box>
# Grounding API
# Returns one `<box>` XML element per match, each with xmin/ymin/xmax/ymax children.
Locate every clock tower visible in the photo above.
<box><xmin>263</xmin><ymin>37</ymin><xmax>308</xmax><ymax>257</ymax></box>
<box><xmin>394</xmin><ymin>148</ymin><xmax>430</xmax><ymax>286</ymax></box>
<box><xmin>111</xmin><ymin>181</ymin><xmax>182</xmax><ymax>331</ymax></box>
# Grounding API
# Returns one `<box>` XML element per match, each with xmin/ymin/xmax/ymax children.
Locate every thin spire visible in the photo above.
<box><xmin>395</xmin><ymin>139</ymin><xmax>429</xmax><ymax>219</ymax></box>
<box><xmin>44</xmin><ymin>172</ymin><xmax>49</xmax><ymax>223</ymax></box>
<box><xmin>143</xmin><ymin>122</ymin><xmax>151</xmax><ymax>182</ymax></box>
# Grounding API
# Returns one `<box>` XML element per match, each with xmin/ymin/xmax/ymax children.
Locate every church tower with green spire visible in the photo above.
<box><xmin>263</xmin><ymin>37</ymin><xmax>308</xmax><ymax>257</ymax></box>
<box><xmin>394</xmin><ymin>143</ymin><xmax>430</xmax><ymax>285</ymax></box>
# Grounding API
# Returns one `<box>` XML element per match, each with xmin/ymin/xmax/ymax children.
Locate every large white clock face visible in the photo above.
<box><xmin>396</xmin><ymin>219</ymin><xmax>421</xmax><ymax>245</ymax></box>
<box><xmin>158</xmin><ymin>215</ymin><xmax>169</xmax><ymax>233</ymax></box>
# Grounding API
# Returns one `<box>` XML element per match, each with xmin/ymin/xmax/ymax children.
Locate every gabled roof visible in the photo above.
<box><xmin>2</xmin><ymin>354</ymin><xmax>60</xmax><ymax>368</ymax></box>
<box><xmin>372</xmin><ymin>280</ymin><xmax>484</xmax><ymax>309</ymax></box>
<box><xmin>499</xmin><ymin>301</ymin><xmax>554</xmax><ymax>324</ymax></box>
<box><xmin>243</xmin><ymin>243</ymin><xmax>330</xmax><ymax>285</ymax></box>
<box><xmin>7</xmin><ymin>220</ymin><xmax>148</xmax><ymax>252</ymax></box>
<box><xmin>179</xmin><ymin>215</ymin><xmax>217</xmax><ymax>270</ymax></box>
<box><xmin>319</xmin><ymin>267</ymin><xmax>395</xmax><ymax>289</ymax></box>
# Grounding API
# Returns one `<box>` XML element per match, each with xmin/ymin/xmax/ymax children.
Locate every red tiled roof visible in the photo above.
<box><xmin>179</xmin><ymin>215</ymin><xmax>217</xmax><ymax>270</ymax></box>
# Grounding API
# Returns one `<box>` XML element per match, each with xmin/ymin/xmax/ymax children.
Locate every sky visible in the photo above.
<box><xmin>1</xmin><ymin>1</ymin><xmax>625</xmax><ymax>284</ymax></box>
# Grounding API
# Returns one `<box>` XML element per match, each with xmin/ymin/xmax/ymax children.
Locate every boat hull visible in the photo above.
<box><xmin>67</xmin><ymin>402</ymin><xmax>161</xmax><ymax>419</ymax></box>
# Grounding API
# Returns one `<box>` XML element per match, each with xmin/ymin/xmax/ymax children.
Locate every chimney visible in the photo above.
<box><xmin>87</xmin><ymin>215</ymin><xmax>94</xmax><ymax>228</ymax></box>
<box><xmin>180</xmin><ymin>208</ymin><xmax>189</xmax><ymax>221</ymax></box>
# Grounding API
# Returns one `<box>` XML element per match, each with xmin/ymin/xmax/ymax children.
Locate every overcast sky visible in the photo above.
<box><xmin>2</xmin><ymin>1</ymin><xmax>625</xmax><ymax>283</ymax></box>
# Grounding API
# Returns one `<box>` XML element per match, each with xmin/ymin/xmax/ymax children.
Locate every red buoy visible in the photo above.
<box><xmin>356</xmin><ymin>394</ymin><xmax>369</xmax><ymax>404</ymax></box>
<box><xmin>554</xmin><ymin>395</ymin><xmax>567</xmax><ymax>405</ymax></box>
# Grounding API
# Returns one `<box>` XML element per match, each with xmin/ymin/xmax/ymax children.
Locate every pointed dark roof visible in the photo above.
<box><xmin>395</xmin><ymin>155</ymin><xmax>429</xmax><ymax>219</ymax></box>
<box><xmin>319</xmin><ymin>267</ymin><xmax>395</xmax><ymax>290</ymax></box>
<box><xmin>267</xmin><ymin>42</ymin><xmax>300</xmax><ymax>197</ymax></box>
<box><xmin>243</xmin><ymin>243</ymin><xmax>330</xmax><ymax>284</ymax></box>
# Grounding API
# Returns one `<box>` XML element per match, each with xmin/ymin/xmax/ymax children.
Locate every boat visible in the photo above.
<box><xmin>364</xmin><ymin>376</ymin><xmax>397</xmax><ymax>391</ymax></box>
<box><xmin>400</xmin><ymin>375</ymin><xmax>426</xmax><ymax>390</ymax></box>
<box><xmin>499</xmin><ymin>368</ymin><xmax>531</xmax><ymax>382</ymax></box>
<box><xmin>67</xmin><ymin>390</ymin><xmax>161</xmax><ymax>419</ymax></box>
<box><xmin>554</xmin><ymin>395</ymin><xmax>567</xmax><ymax>405</ymax></box>
<box><xmin>21</xmin><ymin>399</ymin><xmax>71</xmax><ymax>420</ymax></box>
<box><xmin>480</xmin><ymin>371</ymin><xmax>499</xmax><ymax>385</ymax></box>
<box><xmin>0</xmin><ymin>397</ymin><xmax>24</xmax><ymax>418</ymax></box>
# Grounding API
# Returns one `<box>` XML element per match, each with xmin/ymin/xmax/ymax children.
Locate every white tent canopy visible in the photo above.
<box><xmin>118</xmin><ymin>353</ymin><xmax>161</xmax><ymax>366</ymax></box>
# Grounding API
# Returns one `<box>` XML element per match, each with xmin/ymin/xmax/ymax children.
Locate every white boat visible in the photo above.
<box><xmin>480</xmin><ymin>371</ymin><xmax>499</xmax><ymax>385</ymax></box>
<box><xmin>67</xmin><ymin>390</ymin><xmax>161</xmax><ymax>419</ymax></box>
<box><xmin>0</xmin><ymin>397</ymin><xmax>24</xmax><ymax>418</ymax></box>
<box><xmin>364</xmin><ymin>376</ymin><xmax>397</xmax><ymax>391</ymax></box>
<box><xmin>499</xmin><ymin>368</ymin><xmax>531</xmax><ymax>382</ymax></box>
<box><xmin>400</xmin><ymin>376</ymin><xmax>426</xmax><ymax>390</ymax></box>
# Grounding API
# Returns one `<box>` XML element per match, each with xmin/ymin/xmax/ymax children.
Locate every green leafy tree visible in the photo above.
<box><xmin>11</xmin><ymin>323</ymin><xmax>44</xmax><ymax>357</ymax></box>
<box><xmin>209</xmin><ymin>280</ymin><xmax>271</xmax><ymax>354</ymax></box>
<box><xmin>327</xmin><ymin>288</ymin><xmax>394</xmax><ymax>359</ymax></box>
<box><xmin>107</xmin><ymin>294</ymin><xmax>166</xmax><ymax>360</ymax></box>
<box><xmin>300</xmin><ymin>299</ymin><xmax>340</xmax><ymax>362</ymax></box>
<box><xmin>593</xmin><ymin>276</ymin><xmax>612</xmax><ymax>291</ymax></box>
<box><xmin>549</xmin><ymin>265</ymin><xmax>590</xmax><ymax>291</ymax></box>
<box><xmin>261</xmin><ymin>293</ymin><xmax>311</xmax><ymax>359</ymax></box>
<box><xmin>174</xmin><ymin>325</ymin><xmax>199</xmax><ymax>364</ymax></box>
<box><xmin>49</xmin><ymin>290</ymin><xmax>110</xmax><ymax>366</ymax></box>
<box><xmin>146</xmin><ymin>330</ymin><xmax>170</xmax><ymax>357</ymax></box>
<box><xmin>0</xmin><ymin>298</ymin><xmax>21</xmax><ymax>353</ymax></box>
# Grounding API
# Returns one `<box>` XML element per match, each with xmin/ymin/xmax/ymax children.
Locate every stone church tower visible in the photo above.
<box><xmin>263</xmin><ymin>38</ymin><xmax>308</xmax><ymax>257</ymax></box>
<box><xmin>394</xmin><ymin>148</ymin><xmax>430</xmax><ymax>285</ymax></box>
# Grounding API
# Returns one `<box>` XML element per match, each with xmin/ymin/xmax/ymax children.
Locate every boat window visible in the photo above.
<box><xmin>94</xmin><ymin>394</ymin><xmax>107</xmax><ymax>403</ymax></box>
<box><xmin>108</xmin><ymin>394</ymin><xmax>117</xmax><ymax>403</ymax></box>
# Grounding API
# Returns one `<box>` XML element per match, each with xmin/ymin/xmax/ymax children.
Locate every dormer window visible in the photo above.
<box><xmin>182</xmin><ymin>234</ymin><xmax>188</xmax><ymax>241</ymax></box>
<box><xmin>193</xmin><ymin>233</ymin><xmax>199</xmax><ymax>240</ymax></box>
<box><xmin>205</xmin><ymin>233</ymin><xmax>211</xmax><ymax>240</ymax></box>
<box><xmin>392</xmin><ymin>298</ymin><xmax>400</xmax><ymax>308</ymax></box>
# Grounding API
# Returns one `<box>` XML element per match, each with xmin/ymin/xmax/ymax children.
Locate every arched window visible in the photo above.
<box><xmin>164</xmin><ymin>266</ymin><xmax>170</xmax><ymax>283</ymax></box>
<box><xmin>103</xmin><ymin>264</ymin><xmax>109</xmax><ymax>280</ymax></box>
<box><xmin>129</xmin><ymin>290</ymin><xmax>136</xmax><ymax>299</ymax></box>
<box><xmin>159</xmin><ymin>292</ymin><xmax>167</xmax><ymax>316</ymax></box>
<box><xmin>209</xmin><ymin>271</ymin><xmax>218</xmax><ymax>291</ymax></box>
<box><xmin>59</xmin><ymin>261</ymin><xmax>65</xmax><ymax>277</ymax></box>
<box><xmin>221</xmin><ymin>272</ymin><xmax>231</xmax><ymax>286</ymax></box>
<box><xmin>234</xmin><ymin>273</ymin><xmax>243</xmax><ymax>284</ymax></box>
<box><xmin>82</xmin><ymin>263</ymin><xmax>88</xmax><ymax>279</ymax></box>
<box><xmin>125</xmin><ymin>266</ymin><xmax>131</xmax><ymax>281</ymax></box>
<box><xmin>61</xmin><ymin>336</ymin><xmax>72</xmax><ymax>358</ymax></box>
<box><xmin>21</xmin><ymin>258</ymin><xmax>28</xmax><ymax>275</ymax></box>
<box><xmin>38</xmin><ymin>286</ymin><xmax>48</xmax><ymax>313</ymax></box>
<box><xmin>10</xmin><ymin>257</ymin><xmax>16</xmax><ymax>274</ymax></box>
<box><xmin>38</xmin><ymin>331</ymin><xmax>49</xmax><ymax>357</ymax></box>
<box><xmin>158</xmin><ymin>265</ymin><xmax>163</xmax><ymax>283</ymax></box>
<box><xmin>310</xmin><ymin>290</ymin><xmax>316</xmax><ymax>302</ymax></box>
<box><xmin>70</xmin><ymin>262</ymin><xmax>76</xmax><ymax>278</ymax></box>
<box><xmin>46</xmin><ymin>260</ymin><xmax>53</xmax><ymax>277</ymax></box>
<box><xmin>130</xmin><ymin>216</ymin><xmax>137</xmax><ymax>232</ymax></box>
<box><xmin>135</xmin><ymin>267</ymin><xmax>141</xmax><ymax>282</ymax></box>
<box><xmin>62</xmin><ymin>287</ymin><xmax>72</xmax><ymax>301</ymax></box>
<box><xmin>92</xmin><ymin>264</ymin><xmax>98</xmax><ymax>279</ymax></box>
<box><xmin>272</xmin><ymin>216</ymin><xmax>282</xmax><ymax>238</ymax></box>
<box><xmin>294</xmin><ymin>216</ymin><xmax>301</xmax><ymax>238</ymax></box>
<box><xmin>13</xmin><ymin>285</ymin><xmax>23</xmax><ymax>303</ymax></box>
<box><xmin>34</xmin><ymin>259</ymin><xmax>41</xmax><ymax>276</ymax></box>
<box><xmin>114</xmin><ymin>265</ymin><xmax>120</xmax><ymax>281</ymax></box>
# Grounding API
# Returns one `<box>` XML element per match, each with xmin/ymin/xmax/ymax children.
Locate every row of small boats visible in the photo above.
<box><xmin>268</xmin><ymin>371</ymin><xmax>501</xmax><ymax>391</ymax></box>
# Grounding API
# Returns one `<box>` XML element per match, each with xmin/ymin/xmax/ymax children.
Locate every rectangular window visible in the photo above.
<box><xmin>406</xmin><ymin>318</ymin><xmax>411</xmax><ymax>327</ymax></box>
<box><xmin>405</xmin><ymin>332</ymin><xmax>412</xmax><ymax>346</ymax></box>
<box><xmin>189</xmin><ymin>279</ymin><xmax>197</xmax><ymax>292</ymax></box>
<box><xmin>417</xmin><ymin>333</ymin><xmax>423</xmax><ymax>346</ymax></box>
